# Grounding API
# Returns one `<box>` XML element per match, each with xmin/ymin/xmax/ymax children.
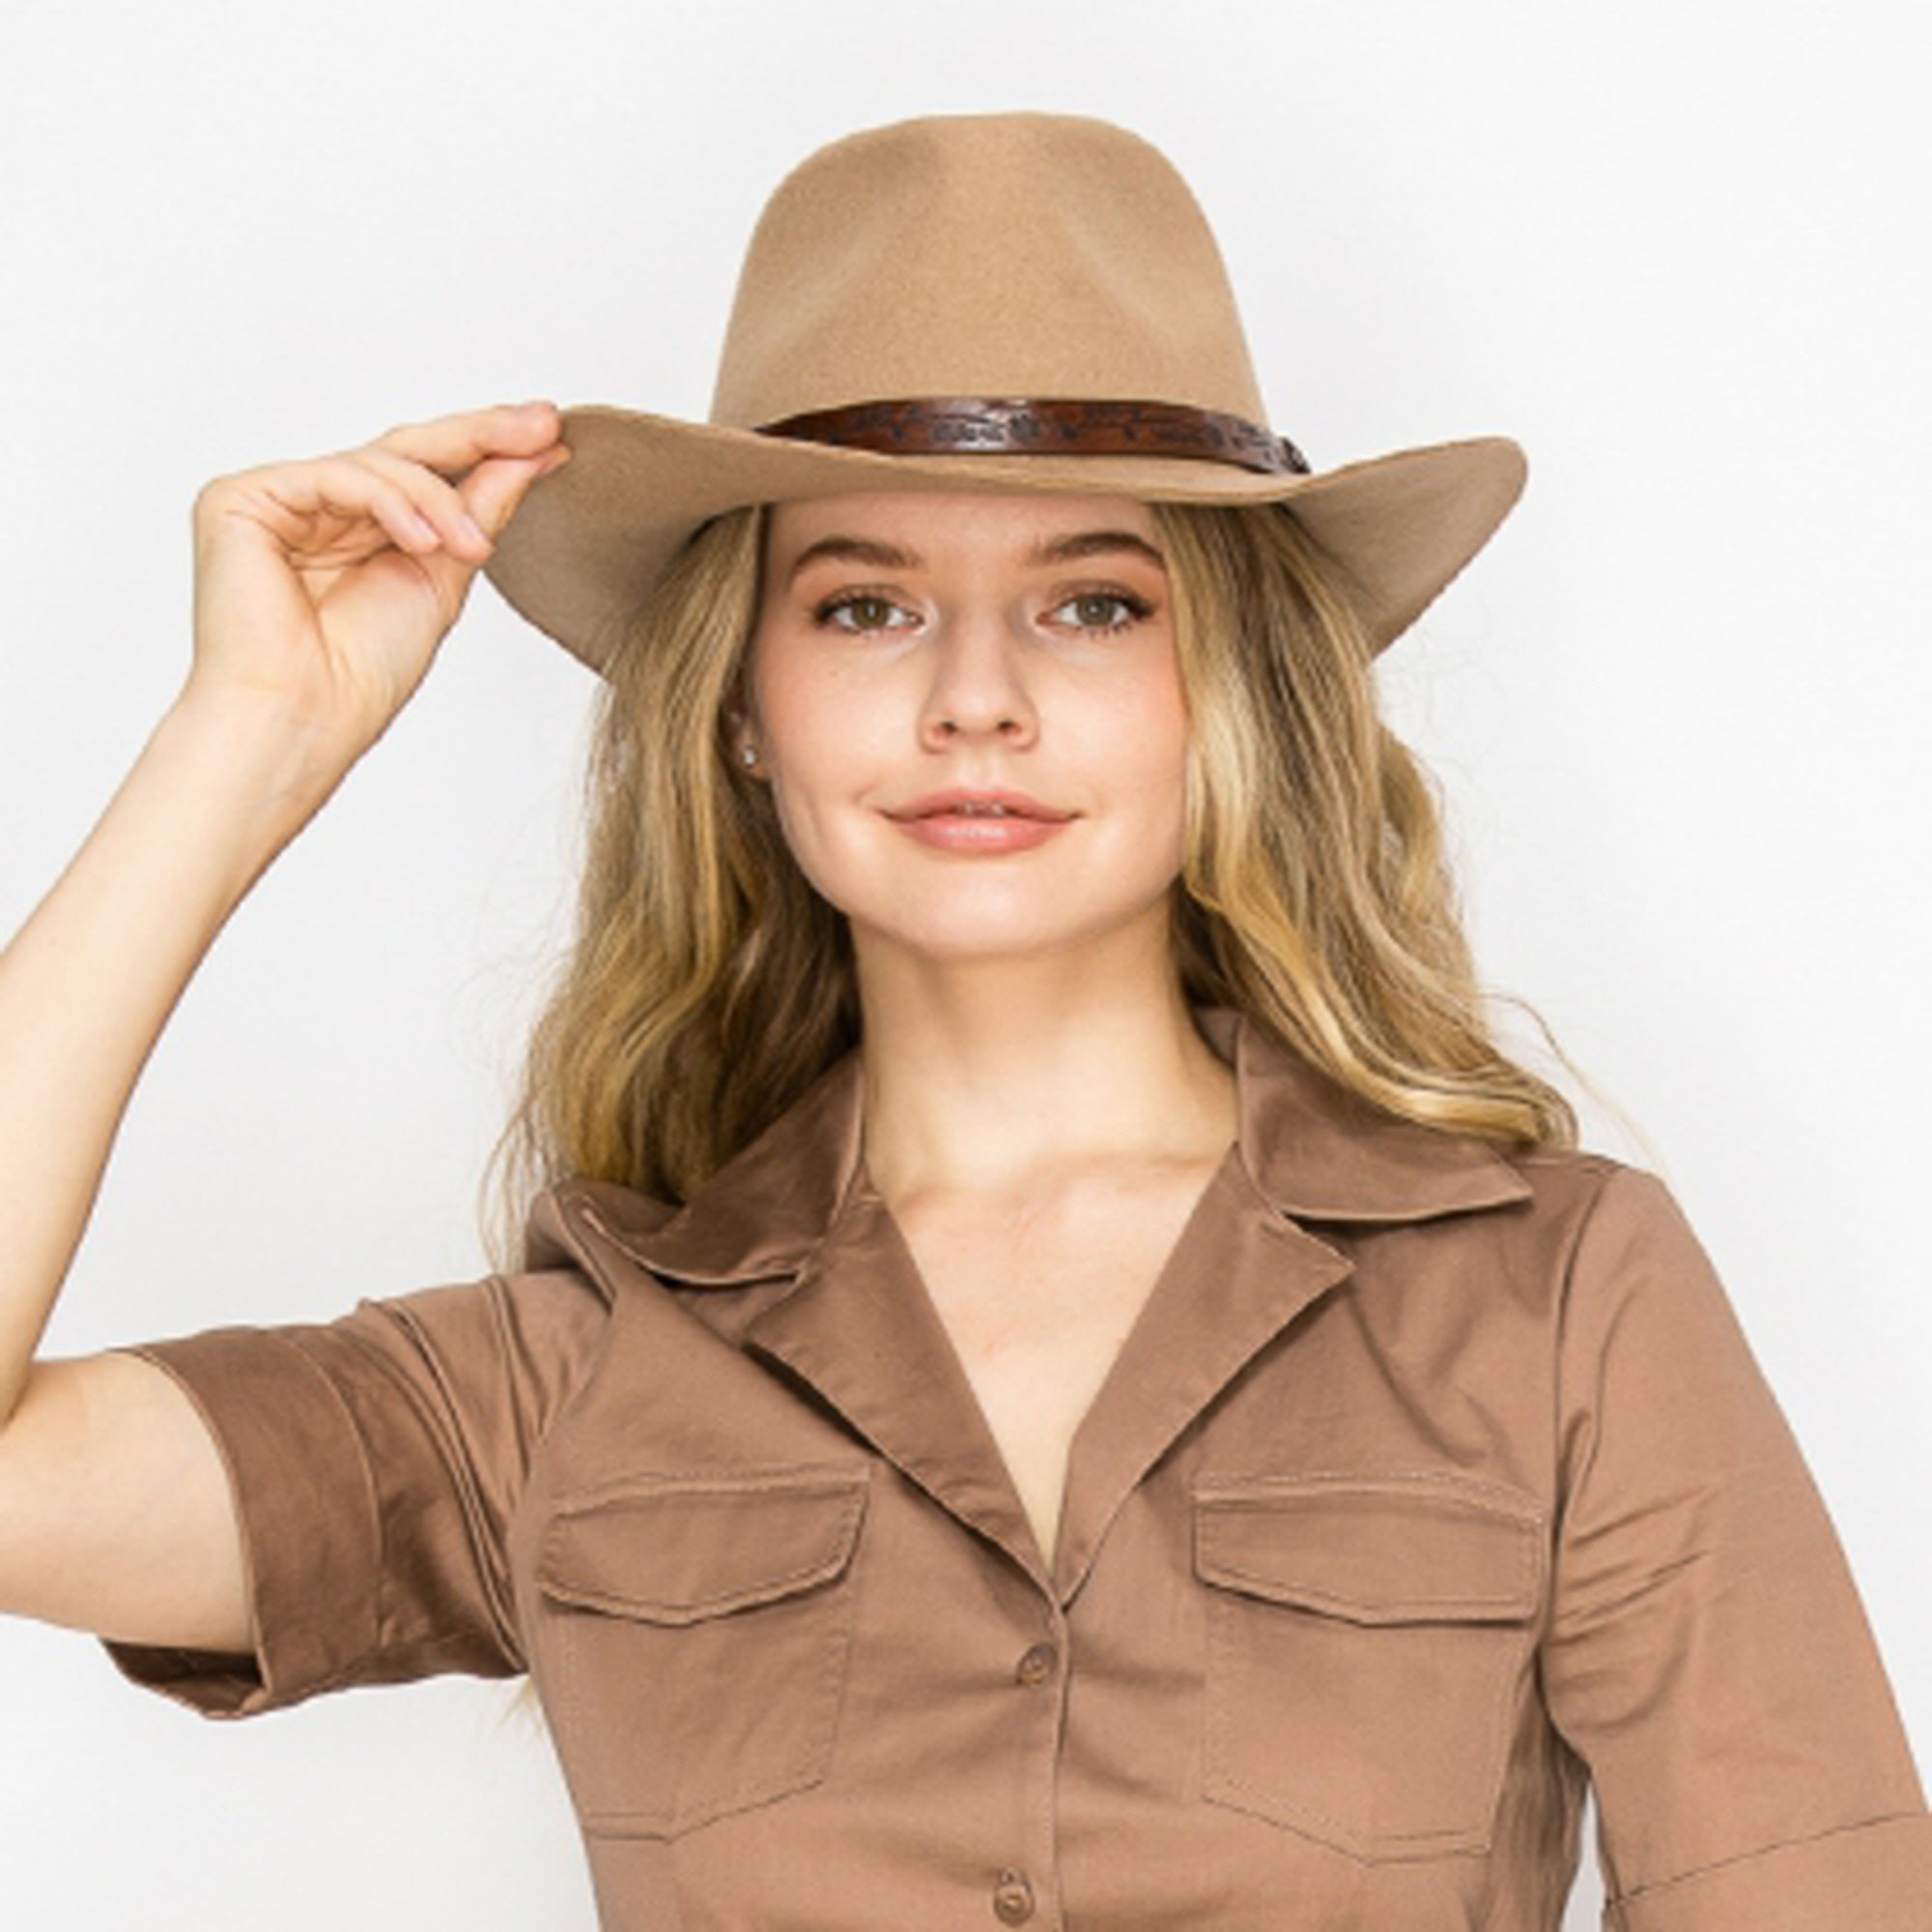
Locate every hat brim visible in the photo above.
<box><xmin>481</xmin><ymin>405</ymin><xmax>1526</xmax><ymax>678</ymax></box>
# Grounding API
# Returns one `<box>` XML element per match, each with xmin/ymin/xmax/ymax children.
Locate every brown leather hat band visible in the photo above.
<box><xmin>754</xmin><ymin>396</ymin><xmax>1311</xmax><ymax>477</ymax></box>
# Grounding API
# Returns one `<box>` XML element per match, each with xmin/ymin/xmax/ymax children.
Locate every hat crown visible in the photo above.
<box><xmin>707</xmin><ymin>112</ymin><xmax>1271</xmax><ymax>432</ymax></box>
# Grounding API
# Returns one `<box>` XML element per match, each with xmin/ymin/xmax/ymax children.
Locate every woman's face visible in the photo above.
<box><xmin>739</xmin><ymin>489</ymin><xmax>1189</xmax><ymax>968</ymax></box>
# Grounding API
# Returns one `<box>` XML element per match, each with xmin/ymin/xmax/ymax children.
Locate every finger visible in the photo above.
<box><xmin>363</xmin><ymin>400</ymin><xmax>564</xmax><ymax>477</ymax></box>
<box><xmin>454</xmin><ymin>440</ymin><xmax>575</xmax><ymax>544</ymax></box>
<box><xmin>348</xmin><ymin>443</ymin><xmax>496</xmax><ymax>559</ymax></box>
<box><xmin>242</xmin><ymin>453</ymin><xmax>451</xmax><ymax>557</ymax></box>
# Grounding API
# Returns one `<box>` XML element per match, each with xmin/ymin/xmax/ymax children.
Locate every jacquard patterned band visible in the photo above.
<box><xmin>754</xmin><ymin>396</ymin><xmax>1312</xmax><ymax>477</ymax></box>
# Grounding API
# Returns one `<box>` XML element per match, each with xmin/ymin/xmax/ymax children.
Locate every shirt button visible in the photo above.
<box><xmin>1014</xmin><ymin>1641</ymin><xmax>1058</xmax><ymax>1686</ymax></box>
<box><xmin>992</xmin><ymin>1867</ymin><xmax>1036</xmax><ymax>1922</ymax></box>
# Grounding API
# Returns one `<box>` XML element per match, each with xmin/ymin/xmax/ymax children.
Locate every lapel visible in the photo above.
<box><xmin>529</xmin><ymin>1004</ymin><xmax>1535</xmax><ymax>1608</ymax></box>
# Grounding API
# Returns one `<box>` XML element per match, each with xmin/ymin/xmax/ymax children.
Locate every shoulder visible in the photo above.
<box><xmin>1430</xmin><ymin>1142</ymin><xmax>1704</xmax><ymax>1314</ymax></box>
<box><xmin>1495</xmin><ymin>1141</ymin><xmax>1680</xmax><ymax>1236</ymax></box>
<box><xmin>1488</xmin><ymin>1146</ymin><xmax>1739</xmax><ymax>1354</ymax></box>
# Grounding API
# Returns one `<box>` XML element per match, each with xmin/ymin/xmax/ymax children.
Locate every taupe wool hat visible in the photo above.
<box><xmin>482</xmin><ymin>110</ymin><xmax>1526</xmax><ymax>679</ymax></box>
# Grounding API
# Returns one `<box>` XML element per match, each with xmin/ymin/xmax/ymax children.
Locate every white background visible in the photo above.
<box><xmin>2</xmin><ymin>3</ymin><xmax>1928</xmax><ymax>1925</ymax></box>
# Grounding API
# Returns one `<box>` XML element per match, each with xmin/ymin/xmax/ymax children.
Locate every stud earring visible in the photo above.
<box><xmin>741</xmin><ymin>745</ymin><xmax>758</xmax><ymax>767</ymax></box>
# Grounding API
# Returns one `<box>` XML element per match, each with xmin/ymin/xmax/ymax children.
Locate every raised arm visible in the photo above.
<box><xmin>0</xmin><ymin>404</ymin><xmax>570</xmax><ymax>1652</ymax></box>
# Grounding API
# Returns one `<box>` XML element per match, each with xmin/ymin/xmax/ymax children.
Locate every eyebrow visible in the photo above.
<box><xmin>783</xmin><ymin>527</ymin><xmax>1168</xmax><ymax>586</ymax></box>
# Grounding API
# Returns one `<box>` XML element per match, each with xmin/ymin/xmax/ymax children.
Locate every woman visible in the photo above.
<box><xmin>2</xmin><ymin>111</ymin><xmax>1927</xmax><ymax>1930</ymax></box>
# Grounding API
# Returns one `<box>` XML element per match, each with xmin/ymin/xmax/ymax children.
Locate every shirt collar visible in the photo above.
<box><xmin>536</xmin><ymin>1003</ymin><xmax>1532</xmax><ymax>1287</ymax></box>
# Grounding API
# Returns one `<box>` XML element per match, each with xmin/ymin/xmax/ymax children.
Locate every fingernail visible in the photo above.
<box><xmin>457</xmin><ymin>510</ymin><xmax>490</xmax><ymax>546</ymax></box>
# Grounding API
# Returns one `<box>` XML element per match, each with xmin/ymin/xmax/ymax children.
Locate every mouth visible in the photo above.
<box><xmin>886</xmin><ymin>803</ymin><xmax>1077</xmax><ymax>853</ymax></box>
<box><xmin>887</xmin><ymin>792</ymin><xmax>1076</xmax><ymax>823</ymax></box>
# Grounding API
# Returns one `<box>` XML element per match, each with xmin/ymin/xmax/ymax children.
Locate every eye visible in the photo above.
<box><xmin>811</xmin><ymin>592</ymin><xmax>915</xmax><ymax>634</ymax></box>
<box><xmin>1049</xmin><ymin>590</ymin><xmax>1153</xmax><ymax>635</ymax></box>
<box><xmin>808</xmin><ymin>586</ymin><xmax>1156</xmax><ymax>637</ymax></box>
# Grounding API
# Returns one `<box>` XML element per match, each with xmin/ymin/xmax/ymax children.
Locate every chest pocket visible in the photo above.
<box><xmin>533</xmin><ymin>1463</ymin><xmax>870</xmax><ymax>1839</ymax></box>
<box><xmin>1192</xmin><ymin>1468</ymin><xmax>1547</xmax><ymax>1863</ymax></box>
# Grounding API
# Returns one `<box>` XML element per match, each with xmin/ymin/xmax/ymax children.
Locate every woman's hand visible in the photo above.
<box><xmin>183</xmin><ymin>400</ymin><xmax>572</xmax><ymax>771</ymax></box>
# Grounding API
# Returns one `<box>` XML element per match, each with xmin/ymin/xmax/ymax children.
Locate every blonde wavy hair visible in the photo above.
<box><xmin>480</xmin><ymin>491</ymin><xmax>1626</xmax><ymax>1729</ymax></box>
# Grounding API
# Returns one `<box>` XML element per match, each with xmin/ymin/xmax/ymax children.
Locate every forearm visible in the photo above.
<box><xmin>0</xmin><ymin>689</ymin><xmax>339</xmax><ymax>1422</ymax></box>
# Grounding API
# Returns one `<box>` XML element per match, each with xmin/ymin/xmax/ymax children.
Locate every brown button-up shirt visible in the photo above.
<box><xmin>101</xmin><ymin>1005</ymin><xmax>1932</xmax><ymax>1928</ymax></box>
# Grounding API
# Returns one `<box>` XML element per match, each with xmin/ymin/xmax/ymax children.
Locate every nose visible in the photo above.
<box><xmin>915</xmin><ymin>604</ymin><xmax>1040</xmax><ymax>750</ymax></box>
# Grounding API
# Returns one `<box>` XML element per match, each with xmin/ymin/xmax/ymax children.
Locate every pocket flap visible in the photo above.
<box><xmin>537</xmin><ymin>1464</ymin><xmax>869</xmax><ymax>1624</ymax></box>
<box><xmin>1192</xmin><ymin>1470</ymin><xmax>1545</xmax><ymax>1624</ymax></box>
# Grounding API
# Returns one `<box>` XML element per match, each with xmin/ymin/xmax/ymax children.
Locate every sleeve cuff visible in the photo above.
<box><xmin>97</xmin><ymin>1328</ymin><xmax>384</xmax><ymax>1719</ymax></box>
<box><xmin>1606</xmin><ymin>1809</ymin><xmax>1932</xmax><ymax>1931</ymax></box>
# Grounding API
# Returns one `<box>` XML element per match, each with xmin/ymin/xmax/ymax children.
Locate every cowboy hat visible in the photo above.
<box><xmin>481</xmin><ymin>110</ymin><xmax>1526</xmax><ymax>679</ymax></box>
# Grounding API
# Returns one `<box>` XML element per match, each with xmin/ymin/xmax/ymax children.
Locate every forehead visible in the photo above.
<box><xmin>762</xmin><ymin>488</ymin><xmax>1162</xmax><ymax>555</ymax></box>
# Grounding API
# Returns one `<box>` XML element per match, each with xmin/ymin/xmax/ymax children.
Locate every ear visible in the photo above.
<box><xmin>723</xmin><ymin>703</ymin><xmax>761</xmax><ymax>775</ymax></box>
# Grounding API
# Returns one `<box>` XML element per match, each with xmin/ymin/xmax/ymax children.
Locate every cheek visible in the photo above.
<box><xmin>1089</xmin><ymin>665</ymin><xmax>1192</xmax><ymax>838</ymax></box>
<box><xmin>753</xmin><ymin>639</ymin><xmax>873</xmax><ymax>773</ymax></box>
<box><xmin>753</xmin><ymin>653</ymin><xmax>898</xmax><ymax>861</ymax></box>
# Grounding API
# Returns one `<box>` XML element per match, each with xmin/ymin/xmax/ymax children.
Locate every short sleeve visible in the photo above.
<box><xmin>96</xmin><ymin>1263</ymin><xmax>610</xmax><ymax>1720</ymax></box>
<box><xmin>1539</xmin><ymin>1165</ymin><xmax>1932</xmax><ymax>1928</ymax></box>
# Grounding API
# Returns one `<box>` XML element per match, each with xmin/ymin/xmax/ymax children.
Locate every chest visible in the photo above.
<box><xmin>888</xmin><ymin>1159</ymin><xmax>1224</xmax><ymax>1569</ymax></box>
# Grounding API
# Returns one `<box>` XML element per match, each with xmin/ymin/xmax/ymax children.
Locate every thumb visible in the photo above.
<box><xmin>463</xmin><ymin>442</ymin><xmax>574</xmax><ymax>546</ymax></box>
<box><xmin>409</xmin><ymin>444</ymin><xmax>572</xmax><ymax>610</ymax></box>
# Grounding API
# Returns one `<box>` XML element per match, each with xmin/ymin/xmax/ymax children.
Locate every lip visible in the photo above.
<box><xmin>891</xmin><ymin>811</ymin><xmax>1072</xmax><ymax>854</ymax></box>
<box><xmin>886</xmin><ymin>787</ymin><xmax>1075</xmax><ymax>821</ymax></box>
